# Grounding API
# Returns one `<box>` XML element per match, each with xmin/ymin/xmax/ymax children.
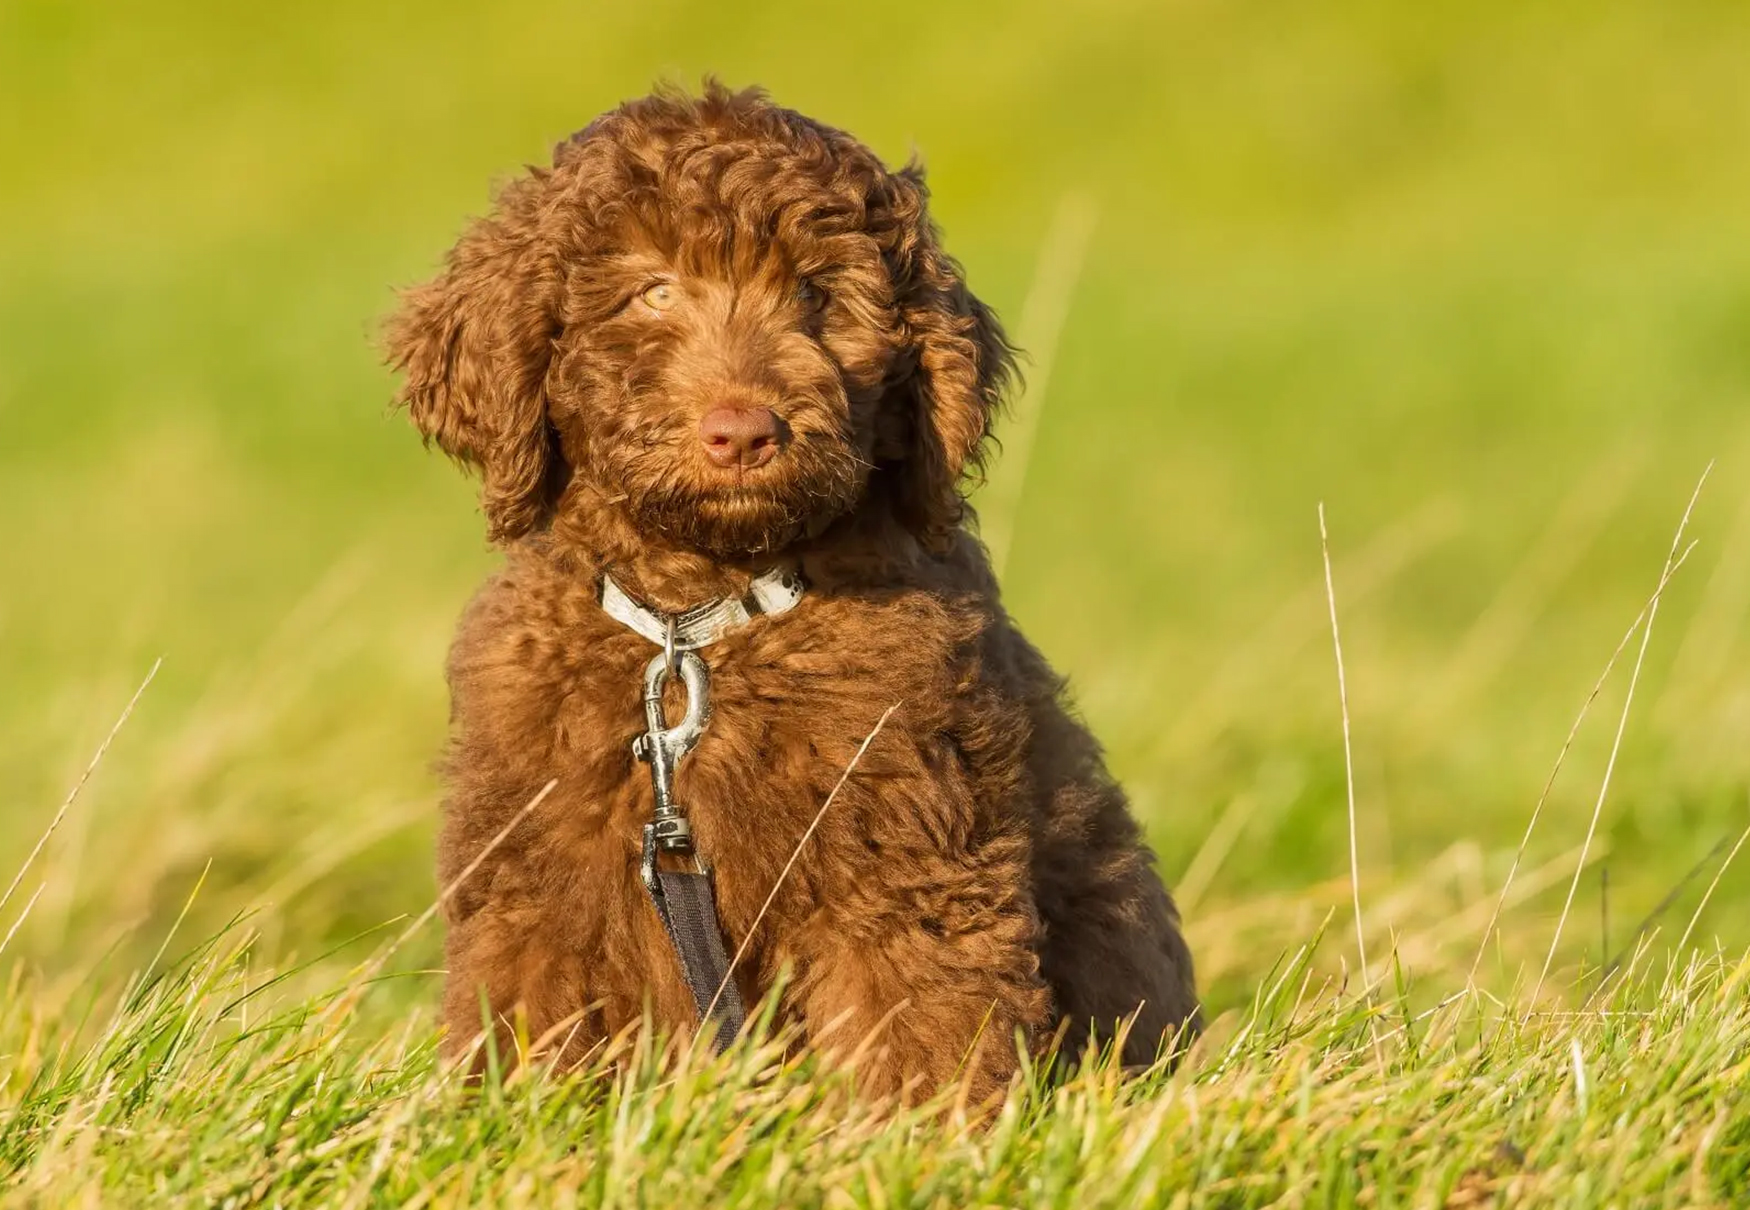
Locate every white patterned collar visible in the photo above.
<box><xmin>597</xmin><ymin>566</ymin><xmax>806</xmax><ymax>651</ymax></box>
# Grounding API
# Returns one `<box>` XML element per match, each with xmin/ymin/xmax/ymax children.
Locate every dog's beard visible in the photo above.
<box><xmin>633</xmin><ymin>485</ymin><xmax>802</xmax><ymax>555</ymax></box>
<box><xmin>611</xmin><ymin>442</ymin><xmax>865</xmax><ymax>558</ymax></box>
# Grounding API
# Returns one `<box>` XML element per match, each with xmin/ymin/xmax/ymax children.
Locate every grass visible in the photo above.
<box><xmin>4</xmin><ymin>0</ymin><xmax>1750</xmax><ymax>1202</ymax></box>
<box><xmin>4</xmin><ymin>917</ymin><xmax>1749</xmax><ymax>1206</ymax></box>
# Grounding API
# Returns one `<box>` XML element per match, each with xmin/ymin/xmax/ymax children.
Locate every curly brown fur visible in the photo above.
<box><xmin>386</xmin><ymin>83</ymin><xmax>1198</xmax><ymax>1105</ymax></box>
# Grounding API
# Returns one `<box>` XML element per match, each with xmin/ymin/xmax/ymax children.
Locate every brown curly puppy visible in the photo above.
<box><xmin>388</xmin><ymin>83</ymin><xmax>1197</xmax><ymax>1104</ymax></box>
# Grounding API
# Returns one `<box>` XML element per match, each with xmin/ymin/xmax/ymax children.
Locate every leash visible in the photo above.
<box><xmin>600</xmin><ymin>566</ymin><xmax>806</xmax><ymax>1052</ymax></box>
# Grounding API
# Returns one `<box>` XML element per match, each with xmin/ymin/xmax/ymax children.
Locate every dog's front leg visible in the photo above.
<box><xmin>785</xmin><ymin>830</ymin><xmax>1051</xmax><ymax>1109</ymax></box>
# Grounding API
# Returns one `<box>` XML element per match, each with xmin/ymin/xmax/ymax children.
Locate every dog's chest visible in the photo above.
<box><xmin>542</xmin><ymin>602</ymin><xmax>933</xmax><ymax>841</ymax></box>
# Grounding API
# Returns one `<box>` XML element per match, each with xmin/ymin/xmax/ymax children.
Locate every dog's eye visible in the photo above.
<box><xmin>639</xmin><ymin>282</ymin><xmax>677</xmax><ymax>313</ymax></box>
<box><xmin>796</xmin><ymin>280</ymin><xmax>826</xmax><ymax>312</ymax></box>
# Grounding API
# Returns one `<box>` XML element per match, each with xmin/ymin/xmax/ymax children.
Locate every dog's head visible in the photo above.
<box><xmin>386</xmin><ymin>83</ymin><xmax>1016</xmax><ymax>557</ymax></box>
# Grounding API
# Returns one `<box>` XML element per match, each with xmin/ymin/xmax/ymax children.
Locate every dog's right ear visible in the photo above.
<box><xmin>884</xmin><ymin>165</ymin><xmax>1019</xmax><ymax>552</ymax></box>
<box><xmin>385</xmin><ymin>170</ymin><xmax>565</xmax><ymax>543</ymax></box>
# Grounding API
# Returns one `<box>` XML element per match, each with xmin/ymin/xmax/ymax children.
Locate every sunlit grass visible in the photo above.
<box><xmin>4</xmin><ymin>907</ymin><xmax>1749</xmax><ymax>1206</ymax></box>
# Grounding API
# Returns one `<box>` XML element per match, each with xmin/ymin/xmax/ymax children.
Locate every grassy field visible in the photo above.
<box><xmin>4</xmin><ymin>0</ymin><xmax>1750</xmax><ymax>1203</ymax></box>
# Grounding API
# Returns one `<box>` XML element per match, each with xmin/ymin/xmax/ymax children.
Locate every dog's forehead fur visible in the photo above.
<box><xmin>552</xmin><ymin>88</ymin><xmax>910</xmax><ymax>304</ymax></box>
<box><xmin>557</xmin><ymin>86</ymin><xmax>897</xmax><ymax>211</ymax></box>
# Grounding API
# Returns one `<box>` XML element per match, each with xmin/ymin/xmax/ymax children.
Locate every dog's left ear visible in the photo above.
<box><xmin>887</xmin><ymin>165</ymin><xmax>1019</xmax><ymax>550</ymax></box>
<box><xmin>385</xmin><ymin>170</ymin><xmax>565</xmax><ymax>543</ymax></box>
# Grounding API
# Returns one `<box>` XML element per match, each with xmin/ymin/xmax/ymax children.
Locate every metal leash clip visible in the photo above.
<box><xmin>632</xmin><ymin>641</ymin><xmax>712</xmax><ymax>897</ymax></box>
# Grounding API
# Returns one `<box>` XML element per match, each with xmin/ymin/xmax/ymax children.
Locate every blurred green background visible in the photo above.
<box><xmin>4</xmin><ymin>0</ymin><xmax>1748</xmax><ymax>1010</ymax></box>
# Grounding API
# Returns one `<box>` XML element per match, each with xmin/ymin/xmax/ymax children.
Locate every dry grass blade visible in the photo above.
<box><xmin>0</xmin><ymin>885</ymin><xmax>47</xmax><ymax>962</ymax></box>
<box><xmin>705</xmin><ymin>704</ymin><xmax>899</xmax><ymax>1025</ymax></box>
<box><xmin>1673</xmin><ymin>818</ymin><xmax>1750</xmax><ymax>956</ymax></box>
<box><xmin>0</xmin><ymin>658</ymin><xmax>161</xmax><ymax>923</ymax></box>
<box><xmin>1535</xmin><ymin>463</ymin><xmax>1712</xmax><ymax>999</ymax></box>
<box><xmin>1162</xmin><ymin>497</ymin><xmax>1461</xmax><ymax>762</ymax></box>
<box><xmin>1602</xmin><ymin>831</ymin><xmax>1733</xmax><ymax>980</ymax></box>
<box><xmin>1318</xmin><ymin>505</ymin><xmax>1375</xmax><ymax>1006</ymax></box>
<box><xmin>344</xmin><ymin>778</ymin><xmax>558</xmax><ymax>993</ymax></box>
<box><xmin>1466</xmin><ymin>537</ymin><xmax>1701</xmax><ymax>985</ymax></box>
<box><xmin>1656</xmin><ymin>469</ymin><xmax>1750</xmax><ymax>728</ymax></box>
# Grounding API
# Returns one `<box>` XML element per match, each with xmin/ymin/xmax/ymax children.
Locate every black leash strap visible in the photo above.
<box><xmin>643</xmin><ymin>855</ymin><xmax>747</xmax><ymax>1052</ymax></box>
<box><xmin>607</xmin><ymin>573</ymin><xmax>808</xmax><ymax>1054</ymax></box>
<box><xmin>632</xmin><ymin>647</ymin><xmax>746</xmax><ymax>1053</ymax></box>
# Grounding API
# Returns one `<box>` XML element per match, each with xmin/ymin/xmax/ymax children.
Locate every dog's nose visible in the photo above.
<box><xmin>698</xmin><ymin>406</ymin><xmax>783</xmax><ymax>469</ymax></box>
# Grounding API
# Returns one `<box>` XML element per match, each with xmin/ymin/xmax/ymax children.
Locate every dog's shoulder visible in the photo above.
<box><xmin>444</xmin><ymin>541</ymin><xmax>644</xmax><ymax>731</ymax></box>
